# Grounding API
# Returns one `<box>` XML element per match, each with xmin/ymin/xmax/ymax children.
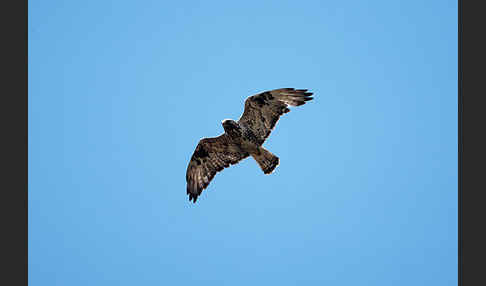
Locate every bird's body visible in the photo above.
<box><xmin>186</xmin><ymin>88</ymin><xmax>314</xmax><ymax>203</ymax></box>
<box><xmin>223</xmin><ymin>119</ymin><xmax>280</xmax><ymax>174</ymax></box>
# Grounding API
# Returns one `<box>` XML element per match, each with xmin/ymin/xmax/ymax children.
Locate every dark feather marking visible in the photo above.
<box><xmin>252</xmin><ymin>95</ymin><xmax>266</xmax><ymax>106</ymax></box>
<box><xmin>261</xmin><ymin>92</ymin><xmax>274</xmax><ymax>100</ymax></box>
<box><xmin>193</xmin><ymin>145</ymin><xmax>209</xmax><ymax>159</ymax></box>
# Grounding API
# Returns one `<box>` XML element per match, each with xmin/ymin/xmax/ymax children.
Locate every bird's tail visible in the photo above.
<box><xmin>252</xmin><ymin>147</ymin><xmax>279</xmax><ymax>174</ymax></box>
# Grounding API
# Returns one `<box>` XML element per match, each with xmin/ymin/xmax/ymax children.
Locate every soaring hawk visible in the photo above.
<box><xmin>186</xmin><ymin>88</ymin><xmax>314</xmax><ymax>203</ymax></box>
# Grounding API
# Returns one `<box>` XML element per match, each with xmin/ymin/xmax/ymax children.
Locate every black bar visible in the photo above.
<box><xmin>1</xmin><ymin>0</ymin><xmax>28</xmax><ymax>285</ymax></box>
<box><xmin>460</xmin><ymin>0</ymin><xmax>485</xmax><ymax>285</ymax></box>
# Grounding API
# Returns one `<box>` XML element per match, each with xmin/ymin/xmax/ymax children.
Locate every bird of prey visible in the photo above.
<box><xmin>186</xmin><ymin>88</ymin><xmax>314</xmax><ymax>203</ymax></box>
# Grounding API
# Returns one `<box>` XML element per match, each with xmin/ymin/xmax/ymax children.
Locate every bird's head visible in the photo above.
<box><xmin>222</xmin><ymin>119</ymin><xmax>239</xmax><ymax>134</ymax></box>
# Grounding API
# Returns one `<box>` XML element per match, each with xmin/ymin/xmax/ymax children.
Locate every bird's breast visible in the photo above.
<box><xmin>241</xmin><ymin>127</ymin><xmax>260</xmax><ymax>146</ymax></box>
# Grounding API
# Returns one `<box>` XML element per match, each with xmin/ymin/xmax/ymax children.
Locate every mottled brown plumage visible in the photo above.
<box><xmin>186</xmin><ymin>88</ymin><xmax>314</xmax><ymax>203</ymax></box>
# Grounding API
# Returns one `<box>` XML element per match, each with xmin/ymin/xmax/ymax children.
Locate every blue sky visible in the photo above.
<box><xmin>29</xmin><ymin>1</ymin><xmax>457</xmax><ymax>285</ymax></box>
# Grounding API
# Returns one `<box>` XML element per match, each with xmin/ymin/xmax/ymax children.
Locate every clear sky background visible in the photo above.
<box><xmin>29</xmin><ymin>1</ymin><xmax>457</xmax><ymax>285</ymax></box>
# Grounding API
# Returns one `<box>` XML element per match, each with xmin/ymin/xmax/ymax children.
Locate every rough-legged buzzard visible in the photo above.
<box><xmin>186</xmin><ymin>88</ymin><xmax>314</xmax><ymax>203</ymax></box>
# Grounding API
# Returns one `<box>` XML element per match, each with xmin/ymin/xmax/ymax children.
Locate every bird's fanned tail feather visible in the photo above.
<box><xmin>252</xmin><ymin>147</ymin><xmax>280</xmax><ymax>175</ymax></box>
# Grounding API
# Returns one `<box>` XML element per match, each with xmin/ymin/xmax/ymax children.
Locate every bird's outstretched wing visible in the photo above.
<box><xmin>238</xmin><ymin>88</ymin><xmax>314</xmax><ymax>145</ymax></box>
<box><xmin>186</xmin><ymin>134</ymin><xmax>249</xmax><ymax>203</ymax></box>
